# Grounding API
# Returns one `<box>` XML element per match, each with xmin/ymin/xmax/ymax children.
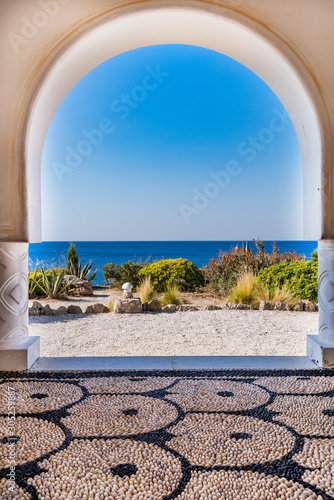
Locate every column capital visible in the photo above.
<box><xmin>318</xmin><ymin>239</ymin><xmax>334</xmax><ymax>252</ymax></box>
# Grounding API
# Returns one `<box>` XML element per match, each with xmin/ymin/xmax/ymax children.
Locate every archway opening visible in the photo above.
<box><xmin>40</xmin><ymin>44</ymin><xmax>304</xmax><ymax>244</ymax></box>
<box><xmin>24</xmin><ymin>5</ymin><xmax>324</xmax><ymax>367</ymax></box>
<box><xmin>25</xmin><ymin>6</ymin><xmax>322</xmax><ymax>243</ymax></box>
<box><xmin>28</xmin><ymin>43</ymin><xmax>318</xmax><ymax>359</ymax></box>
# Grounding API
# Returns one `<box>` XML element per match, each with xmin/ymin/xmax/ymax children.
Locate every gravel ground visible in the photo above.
<box><xmin>29</xmin><ymin>310</ymin><xmax>319</xmax><ymax>357</ymax></box>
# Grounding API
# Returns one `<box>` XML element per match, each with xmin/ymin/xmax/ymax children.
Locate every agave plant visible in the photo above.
<box><xmin>234</xmin><ymin>241</ymin><xmax>250</xmax><ymax>251</ymax></box>
<box><xmin>68</xmin><ymin>259</ymin><xmax>97</xmax><ymax>283</ymax></box>
<box><xmin>28</xmin><ymin>269</ymin><xmax>41</xmax><ymax>298</ymax></box>
<box><xmin>30</xmin><ymin>268</ymin><xmax>75</xmax><ymax>299</ymax></box>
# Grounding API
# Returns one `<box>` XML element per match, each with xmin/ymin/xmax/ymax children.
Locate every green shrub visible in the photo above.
<box><xmin>311</xmin><ymin>249</ymin><xmax>318</xmax><ymax>262</ymax></box>
<box><xmin>29</xmin><ymin>268</ymin><xmax>68</xmax><ymax>297</ymax></box>
<box><xmin>203</xmin><ymin>240</ymin><xmax>304</xmax><ymax>297</ymax></box>
<box><xmin>258</xmin><ymin>261</ymin><xmax>318</xmax><ymax>303</ymax></box>
<box><xmin>67</xmin><ymin>243</ymin><xmax>97</xmax><ymax>282</ymax></box>
<box><xmin>138</xmin><ymin>258</ymin><xmax>204</xmax><ymax>292</ymax></box>
<box><xmin>67</xmin><ymin>243</ymin><xmax>79</xmax><ymax>273</ymax></box>
<box><xmin>103</xmin><ymin>260</ymin><xmax>149</xmax><ymax>289</ymax></box>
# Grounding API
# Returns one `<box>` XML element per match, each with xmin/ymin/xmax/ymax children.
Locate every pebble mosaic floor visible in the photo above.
<box><xmin>0</xmin><ymin>369</ymin><xmax>333</xmax><ymax>500</ymax></box>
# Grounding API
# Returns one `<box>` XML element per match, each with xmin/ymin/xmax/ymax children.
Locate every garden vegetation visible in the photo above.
<box><xmin>258</xmin><ymin>253</ymin><xmax>318</xmax><ymax>303</ymax></box>
<box><xmin>138</xmin><ymin>258</ymin><xmax>205</xmax><ymax>292</ymax></box>
<box><xmin>29</xmin><ymin>241</ymin><xmax>318</xmax><ymax>304</ymax></box>
<box><xmin>29</xmin><ymin>244</ymin><xmax>98</xmax><ymax>298</ymax></box>
<box><xmin>203</xmin><ymin>240</ymin><xmax>305</xmax><ymax>297</ymax></box>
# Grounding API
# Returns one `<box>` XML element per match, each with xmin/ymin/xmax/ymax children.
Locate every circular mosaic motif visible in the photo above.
<box><xmin>0</xmin><ymin>381</ymin><xmax>83</xmax><ymax>414</ymax></box>
<box><xmin>61</xmin><ymin>394</ymin><xmax>179</xmax><ymax>437</ymax></box>
<box><xmin>176</xmin><ymin>470</ymin><xmax>320</xmax><ymax>499</ymax></box>
<box><xmin>269</xmin><ymin>395</ymin><xmax>334</xmax><ymax>436</ymax></box>
<box><xmin>28</xmin><ymin>439</ymin><xmax>183</xmax><ymax>500</ymax></box>
<box><xmin>294</xmin><ymin>437</ymin><xmax>334</xmax><ymax>497</ymax></box>
<box><xmin>0</xmin><ymin>416</ymin><xmax>65</xmax><ymax>467</ymax></box>
<box><xmin>166</xmin><ymin>379</ymin><xmax>270</xmax><ymax>412</ymax></box>
<box><xmin>80</xmin><ymin>376</ymin><xmax>176</xmax><ymax>394</ymax></box>
<box><xmin>168</xmin><ymin>413</ymin><xmax>295</xmax><ymax>466</ymax></box>
<box><xmin>254</xmin><ymin>376</ymin><xmax>334</xmax><ymax>394</ymax></box>
<box><xmin>0</xmin><ymin>370</ymin><xmax>333</xmax><ymax>500</ymax></box>
<box><xmin>0</xmin><ymin>479</ymin><xmax>31</xmax><ymax>500</ymax></box>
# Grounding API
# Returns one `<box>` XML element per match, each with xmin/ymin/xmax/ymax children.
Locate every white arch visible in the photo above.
<box><xmin>25</xmin><ymin>3</ymin><xmax>323</xmax><ymax>243</ymax></box>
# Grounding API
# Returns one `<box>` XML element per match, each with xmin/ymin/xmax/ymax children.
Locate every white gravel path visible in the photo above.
<box><xmin>29</xmin><ymin>311</ymin><xmax>319</xmax><ymax>357</ymax></box>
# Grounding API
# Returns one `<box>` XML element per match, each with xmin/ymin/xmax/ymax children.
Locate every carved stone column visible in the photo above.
<box><xmin>0</xmin><ymin>242</ymin><xmax>39</xmax><ymax>370</ymax></box>
<box><xmin>308</xmin><ymin>240</ymin><xmax>334</xmax><ymax>368</ymax></box>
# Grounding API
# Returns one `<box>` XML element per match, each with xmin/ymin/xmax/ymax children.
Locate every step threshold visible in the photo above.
<box><xmin>29</xmin><ymin>356</ymin><xmax>318</xmax><ymax>371</ymax></box>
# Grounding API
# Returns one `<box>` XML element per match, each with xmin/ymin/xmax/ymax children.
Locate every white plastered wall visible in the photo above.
<box><xmin>0</xmin><ymin>0</ymin><xmax>333</xmax><ymax>243</ymax></box>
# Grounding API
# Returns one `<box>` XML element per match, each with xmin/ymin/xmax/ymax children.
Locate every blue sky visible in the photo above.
<box><xmin>42</xmin><ymin>44</ymin><xmax>303</xmax><ymax>241</ymax></box>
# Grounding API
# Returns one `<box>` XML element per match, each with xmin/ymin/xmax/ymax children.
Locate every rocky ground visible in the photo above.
<box><xmin>29</xmin><ymin>288</ymin><xmax>225</xmax><ymax>310</ymax></box>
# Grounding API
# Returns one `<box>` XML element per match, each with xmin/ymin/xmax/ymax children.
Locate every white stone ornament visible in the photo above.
<box><xmin>122</xmin><ymin>282</ymin><xmax>133</xmax><ymax>298</ymax></box>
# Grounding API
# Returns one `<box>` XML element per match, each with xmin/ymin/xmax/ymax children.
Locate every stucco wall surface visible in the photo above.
<box><xmin>0</xmin><ymin>0</ymin><xmax>333</xmax><ymax>241</ymax></box>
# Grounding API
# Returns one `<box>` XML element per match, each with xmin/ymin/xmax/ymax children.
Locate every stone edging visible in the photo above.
<box><xmin>29</xmin><ymin>299</ymin><xmax>318</xmax><ymax>316</ymax></box>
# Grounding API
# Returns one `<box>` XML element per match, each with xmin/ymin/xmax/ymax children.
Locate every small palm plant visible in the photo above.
<box><xmin>161</xmin><ymin>282</ymin><xmax>181</xmax><ymax>306</ymax></box>
<box><xmin>68</xmin><ymin>259</ymin><xmax>97</xmax><ymax>283</ymax></box>
<box><xmin>30</xmin><ymin>268</ymin><xmax>75</xmax><ymax>299</ymax></box>
<box><xmin>138</xmin><ymin>276</ymin><xmax>156</xmax><ymax>304</ymax></box>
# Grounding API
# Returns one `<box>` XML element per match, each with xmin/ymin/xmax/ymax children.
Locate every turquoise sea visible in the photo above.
<box><xmin>28</xmin><ymin>241</ymin><xmax>318</xmax><ymax>285</ymax></box>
